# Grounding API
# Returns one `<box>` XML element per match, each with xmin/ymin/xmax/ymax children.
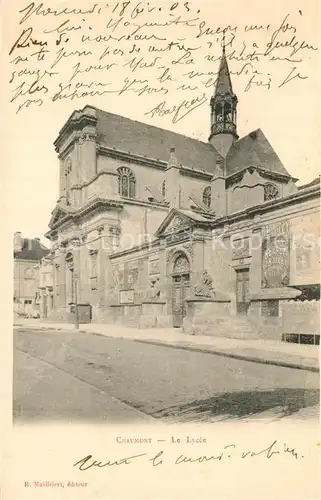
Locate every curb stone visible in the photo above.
<box><xmin>15</xmin><ymin>325</ymin><xmax>319</xmax><ymax>373</ymax></box>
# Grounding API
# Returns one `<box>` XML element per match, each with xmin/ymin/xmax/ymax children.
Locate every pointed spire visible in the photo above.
<box><xmin>208</xmin><ymin>35</ymin><xmax>238</xmax><ymax>155</ymax></box>
<box><xmin>214</xmin><ymin>38</ymin><xmax>233</xmax><ymax>96</ymax></box>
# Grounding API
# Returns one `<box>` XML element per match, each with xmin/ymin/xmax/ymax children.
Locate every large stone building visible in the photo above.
<box><xmin>41</xmin><ymin>47</ymin><xmax>320</xmax><ymax>343</ymax></box>
<box><xmin>13</xmin><ymin>232</ymin><xmax>49</xmax><ymax>317</ymax></box>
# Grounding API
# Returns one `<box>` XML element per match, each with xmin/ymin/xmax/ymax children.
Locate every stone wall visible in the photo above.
<box><xmin>282</xmin><ymin>300</ymin><xmax>320</xmax><ymax>335</ymax></box>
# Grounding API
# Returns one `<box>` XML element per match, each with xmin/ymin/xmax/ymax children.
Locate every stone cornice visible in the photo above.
<box><xmin>54</xmin><ymin>109</ymin><xmax>98</xmax><ymax>152</ymax></box>
<box><xmin>98</xmin><ymin>145</ymin><xmax>214</xmax><ymax>181</ymax></box>
<box><xmin>45</xmin><ymin>198</ymin><xmax>124</xmax><ymax>239</ymax></box>
<box><xmin>250</xmin><ymin>287</ymin><xmax>302</xmax><ymax>300</ymax></box>
<box><xmin>109</xmin><ymin>239</ymin><xmax>161</xmax><ymax>259</ymax></box>
<box><xmin>226</xmin><ymin>166</ymin><xmax>297</xmax><ymax>186</ymax></box>
<box><xmin>180</xmin><ymin>167</ymin><xmax>213</xmax><ymax>180</ymax></box>
<box><xmin>120</xmin><ymin>197</ymin><xmax>169</xmax><ymax>210</ymax></box>
<box><xmin>212</xmin><ymin>184</ymin><xmax>320</xmax><ymax>230</ymax></box>
<box><xmin>98</xmin><ymin>144</ymin><xmax>167</xmax><ymax>170</ymax></box>
<box><xmin>75</xmin><ymin>198</ymin><xmax>123</xmax><ymax>220</ymax></box>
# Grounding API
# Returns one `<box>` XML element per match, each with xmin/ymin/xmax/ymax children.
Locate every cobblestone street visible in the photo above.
<box><xmin>14</xmin><ymin>328</ymin><xmax>320</xmax><ymax>424</ymax></box>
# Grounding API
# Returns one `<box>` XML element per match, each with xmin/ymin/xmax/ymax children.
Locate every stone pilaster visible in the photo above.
<box><xmin>158</xmin><ymin>246</ymin><xmax>166</xmax><ymax>299</ymax></box>
<box><xmin>97</xmin><ymin>231</ymin><xmax>111</xmax><ymax>308</ymax></box>
<box><xmin>71</xmin><ymin>238</ymin><xmax>82</xmax><ymax>303</ymax></box>
<box><xmin>58</xmin><ymin>247</ymin><xmax>67</xmax><ymax>308</ymax></box>
<box><xmin>211</xmin><ymin>165</ymin><xmax>226</xmax><ymax>217</ymax></box>
<box><xmin>250</xmin><ymin>226</ymin><xmax>263</xmax><ymax>295</ymax></box>
<box><xmin>222</xmin><ymin>233</ymin><xmax>236</xmax><ymax>315</ymax></box>
<box><xmin>190</xmin><ymin>236</ymin><xmax>204</xmax><ymax>289</ymax></box>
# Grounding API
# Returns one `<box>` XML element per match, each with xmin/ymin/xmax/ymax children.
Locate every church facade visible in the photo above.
<box><xmin>40</xmin><ymin>48</ymin><xmax>320</xmax><ymax>342</ymax></box>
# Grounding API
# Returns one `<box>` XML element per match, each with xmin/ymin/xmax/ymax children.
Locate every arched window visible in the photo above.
<box><xmin>172</xmin><ymin>254</ymin><xmax>190</xmax><ymax>274</ymax></box>
<box><xmin>117</xmin><ymin>167</ymin><xmax>136</xmax><ymax>198</ymax></box>
<box><xmin>202</xmin><ymin>186</ymin><xmax>211</xmax><ymax>208</ymax></box>
<box><xmin>264</xmin><ymin>183</ymin><xmax>279</xmax><ymax>201</ymax></box>
<box><xmin>161</xmin><ymin>180</ymin><xmax>166</xmax><ymax>197</ymax></box>
<box><xmin>225</xmin><ymin>103</ymin><xmax>232</xmax><ymax>122</ymax></box>
<box><xmin>215</xmin><ymin>103</ymin><xmax>223</xmax><ymax>122</ymax></box>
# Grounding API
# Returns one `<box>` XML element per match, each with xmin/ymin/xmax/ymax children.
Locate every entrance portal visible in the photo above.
<box><xmin>171</xmin><ymin>254</ymin><xmax>190</xmax><ymax>327</ymax></box>
<box><xmin>236</xmin><ymin>268</ymin><xmax>250</xmax><ymax>314</ymax></box>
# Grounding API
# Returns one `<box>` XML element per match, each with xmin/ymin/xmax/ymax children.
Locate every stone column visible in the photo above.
<box><xmin>72</xmin><ymin>238</ymin><xmax>82</xmax><ymax>303</ymax></box>
<box><xmin>58</xmin><ymin>247</ymin><xmax>67</xmax><ymax>308</ymax></box>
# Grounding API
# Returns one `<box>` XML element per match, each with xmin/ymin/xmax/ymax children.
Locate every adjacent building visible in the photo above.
<box><xmin>13</xmin><ymin>232</ymin><xmax>49</xmax><ymax>317</ymax></box>
<box><xmin>39</xmin><ymin>47</ymin><xmax>320</xmax><ymax>343</ymax></box>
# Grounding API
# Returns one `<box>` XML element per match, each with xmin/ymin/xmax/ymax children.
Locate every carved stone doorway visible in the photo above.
<box><xmin>171</xmin><ymin>253</ymin><xmax>190</xmax><ymax>327</ymax></box>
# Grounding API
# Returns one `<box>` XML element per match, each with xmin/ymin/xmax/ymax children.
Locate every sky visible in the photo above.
<box><xmin>3</xmin><ymin>0</ymin><xmax>320</xmax><ymax>243</ymax></box>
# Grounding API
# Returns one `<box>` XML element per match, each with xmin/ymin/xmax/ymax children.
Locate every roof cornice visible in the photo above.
<box><xmin>54</xmin><ymin>108</ymin><xmax>98</xmax><ymax>151</ymax></box>
<box><xmin>98</xmin><ymin>145</ymin><xmax>215</xmax><ymax>180</ymax></box>
<box><xmin>212</xmin><ymin>184</ymin><xmax>320</xmax><ymax>228</ymax></box>
<box><xmin>226</xmin><ymin>165</ymin><xmax>297</xmax><ymax>185</ymax></box>
<box><xmin>98</xmin><ymin>144</ymin><xmax>167</xmax><ymax>170</ymax></box>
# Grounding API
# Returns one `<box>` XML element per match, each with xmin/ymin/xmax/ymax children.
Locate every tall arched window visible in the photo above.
<box><xmin>264</xmin><ymin>183</ymin><xmax>279</xmax><ymax>201</ymax></box>
<box><xmin>161</xmin><ymin>180</ymin><xmax>166</xmax><ymax>197</ymax></box>
<box><xmin>117</xmin><ymin>167</ymin><xmax>136</xmax><ymax>198</ymax></box>
<box><xmin>202</xmin><ymin>186</ymin><xmax>211</xmax><ymax>208</ymax></box>
<box><xmin>215</xmin><ymin>103</ymin><xmax>223</xmax><ymax>122</ymax></box>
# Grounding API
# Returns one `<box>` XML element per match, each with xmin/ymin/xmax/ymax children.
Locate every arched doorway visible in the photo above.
<box><xmin>171</xmin><ymin>253</ymin><xmax>190</xmax><ymax>327</ymax></box>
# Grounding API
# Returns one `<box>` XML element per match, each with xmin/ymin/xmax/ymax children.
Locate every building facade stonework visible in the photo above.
<box><xmin>14</xmin><ymin>232</ymin><xmax>49</xmax><ymax>317</ymax></box>
<box><xmin>39</xmin><ymin>49</ymin><xmax>320</xmax><ymax>342</ymax></box>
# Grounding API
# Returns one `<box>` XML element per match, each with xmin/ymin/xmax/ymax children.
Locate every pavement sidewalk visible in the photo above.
<box><xmin>14</xmin><ymin>319</ymin><xmax>320</xmax><ymax>372</ymax></box>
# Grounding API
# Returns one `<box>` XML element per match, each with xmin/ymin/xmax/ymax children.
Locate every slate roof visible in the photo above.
<box><xmin>215</xmin><ymin>50</ymin><xmax>234</xmax><ymax>96</ymax></box>
<box><xmin>14</xmin><ymin>238</ymin><xmax>49</xmax><ymax>261</ymax></box>
<box><xmin>60</xmin><ymin>103</ymin><xmax>292</xmax><ymax>181</ymax></box>
<box><xmin>226</xmin><ymin>128</ymin><xmax>291</xmax><ymax>177</ymax></box>
<box><xmin>95</xmin><ymin>108</ymin><xmax>219</xmax><ymax>173</ymax></box>
<box><xmin>298</xmin><ymin>177</ymin><xmax>320</xmax><ymax>190</ymax></box>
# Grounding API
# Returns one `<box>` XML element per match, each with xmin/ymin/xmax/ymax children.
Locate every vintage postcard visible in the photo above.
<box><xmin>1</xmin><ymin>0</ymin><xmax>320</xmax><ymax>498</ymax></box>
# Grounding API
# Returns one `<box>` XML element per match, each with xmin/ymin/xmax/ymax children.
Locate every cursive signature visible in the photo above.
<box><xmin>73</xmin><ymin>441</ymin><xmax>303</xmax><ymax>471</ymax></box>
<box><xmin>144</xmin><ymin>93</ymin><xmax>207</xmax><ymax>123</ymax></box>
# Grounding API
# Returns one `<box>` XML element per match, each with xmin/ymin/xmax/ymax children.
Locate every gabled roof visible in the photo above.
<box><xmin>155</xmin><ymin>208</ymin><xmax>212</xmax><ymax>237</ymax></box>
<box><xmin>14</xmin><ymin>238</ymin><xmax>49</xmax><ymax>261</ymax></box>
<box><xmin>226</xmin><ymin>128</ymin><xmax>291</xmax><ymax>178</ymax></box>
<box><xmin>48</xmin><ymin>204</ymin><xmax>74</xmax><ymax>229</ymax></box>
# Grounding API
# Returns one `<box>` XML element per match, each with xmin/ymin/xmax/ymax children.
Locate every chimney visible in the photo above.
<box><xmin>14</xmin><ymin>232</ymin><xmax>23</xmax><ymax>252</ymax></box>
